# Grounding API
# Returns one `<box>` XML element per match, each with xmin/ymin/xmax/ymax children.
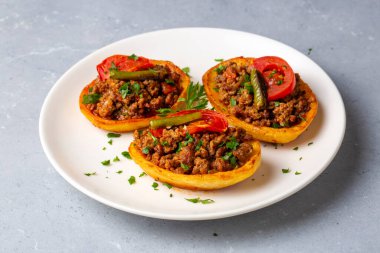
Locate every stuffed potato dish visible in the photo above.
<box><xmin>79</xmin><ymin>54</ymin><xmax>190</xmax><ymax>132</ymax></box>
<box><xmin>203</xmin><ymin>56</ymin><xmax>318</xmax><ymax>143</ymax></box>
<box><xmin>129</xmin><ymin>110</ymin><xmax>261</xmax><ymax>190</ymax></box>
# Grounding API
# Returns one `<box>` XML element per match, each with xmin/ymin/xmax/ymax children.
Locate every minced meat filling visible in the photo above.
<box><xmin>134</xmin><ymin>127</ymin><xmax>254</xmax><ymax>175</ymax></box>
<box><xmin>86</xmin><ymin>65</ymin><xmax>181</xmax><ymax>120</ymax></box>
<box><xmin>215</xmin><ymin>62</ymin><xmax>314</xmax><ymax>127</ymax></box>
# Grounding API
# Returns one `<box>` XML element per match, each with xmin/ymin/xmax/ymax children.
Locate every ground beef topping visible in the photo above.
<box><xmin>215</xmin><ymin>62</ymin><xmax>315</xmax><ymax>128</ymax></box>
<box><xmin>85</xmin><ymin>65</ymin><xmax>181</xmax><ymax>120</ymax></box>
<box><xmin>134</xmin><ymin>127</ymin><xmax>254</xmax><ymax>175</ymax></box>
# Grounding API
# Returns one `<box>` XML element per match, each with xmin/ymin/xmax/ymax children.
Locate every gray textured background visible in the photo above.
<box><xmin>1</xmin><ymin>0</ymin><xmax>379</xmax><ymax>252</ymax></box>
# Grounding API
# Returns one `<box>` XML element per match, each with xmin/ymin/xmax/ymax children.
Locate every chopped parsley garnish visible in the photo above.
<box><xmin>230</xmin><ymin>98</ymin><xmax>237</xmax><ymax>106</ymax></box>
<box><xmin>244</xmin><ymin>83</ymin><xmax>254</xmax><ymax>93</ymax></box>
<box><xmin>277</xmin><ymin>80</ymin><xmax>283</xmax><ymax>85</ymax></box>
<box><xmin>148</xmin><ymin>131</ymin><xmax>158</xmax><ymax>145</ymax></box>
<box><xmin>185</xmin><ymin>197</ymin><xmax>215</xmax><ymax>204</ymax></box>
<box><xmin>170</xmin><ymin>193</ymin><xmax>173</xmax><ymax>197</ymax></box>
<box><xmin>163</xmin><ymin>183</ymin><xmax>173</xmax><ymax>189</ymax></box>
<box><xmin>108</xmin><ymin>139</ymin><xmax>113</xmax><ymax>145</ymax></box>
<box><xmin>128</xmin><ymin>54</ymin><xmax>139</xmax><ymax>61</ymax></box>
<box><xmin>195</xmin><ymin>140</ymin><xmax>203</xmax><ymax>151</ymax></box>
<box><xmin>214</xmin><ymin>58</ymin><xmax>224</xmax><ymax>62</ymax></box>
<box><xmin>128</xmin><ymin>176</ymin><xmax>136</xmax><ymax>185</ymax></box>
<box><xmin>215</xmin><ymin>65</ymin><xmax>225</xmax><ymax>74</ymax></box>
<box><xmin>295</xmin><ymin>171</ymin><xmax>302</xmax><ymax>175</ymax></box>
<box><xmin>142</xmin><ymin>147</ymin><xmax>150</xmax><ymax>154</ymax></box>
<box><xmin>222</xmin><ymin>152</ymin><xmax>233</xmax><ymax>161</ymax></box>
<box><xmin>88</xmin><ymin>87</ymin><xmax>93</xmax><ymax>92</ymax></box>
<box><xmin>175</xmin><ymin>142</ymin><xmax>183</xmax><ymax>153</ymax></box>
<box><xmin>132</xmin><ymin>83</ymin><xmax>140</xmax><ymax>94</ymax></box>
<box><xmin>165</xmin><ymin>79</ymin><xmax>175</xmax><ymax>85</ymax></box>
<box><xmin>139</xmin><ymin>172</ymin><xmax>147</xmax><ymax>177</ymax></box>
<box><xmin>82</xmin><ymin>93</ymin><xmax>101</xmax><ymax>104</ymax></box>
<box><xmin>183</xmin><ymin>132</ymin><xmax>194</xmax><ymax>146</ymax></box>
<box><xmin>308</xmin><ymin>142</ymin><xmax>314</xmax><ymax>146</ymax></box>
<box><xmin>293</xmin><ymin>147</ymin><xmax>299</xmax><ymax>151</ymax></box>
<box><xmin>230</xmin><ymin>156</ymin><xmax>237</xmax><ymax>166</ymax></box>
<box><xmin>299</xmin><ymin>157</ymin><xmax>303</xmax><ymax>160</ymax></box>
<box><xmin>119</xmin><ymin>82</ymin><xmax>130</xmax><ymax>99</ymax></box>
<box><xmin>272</xmin><ymin>123</ymin><xmax>280</xmax><ymax>128</ymax></box>
<box><xmin>107</xmin><ymin>133</ymin><xmax>121</xmax><ymax>138</ymax></box>
<box><xmin>244</xmin><ymin>74</ymin><xmax>250</xmax><ymax>82</ymax></box>
<box><xmin>181</xmin><ymin>67</ymin><xmax>190</xmax><ymax>76</ymax></box>
<box><xmin>102</xmin><ymin>147</ymin><xmax>106</xmax><ymax>150</ymax></box>
<box><xmin>121</xmin><ymin>151</ymin><xmax>131</xmax><ymax>159</ymax></box>
<box><xmin>113</xmin><ymin>156</ymin><xmax>120</xmax><ymax>162</ymax></box>
<box><xmin>274</xmin><ymin>101</ymin><xmax>280</xmax><ymax>107</ymax></box>
<box><xmin>101</xmin><ymin>160</ymin><xmax>111</xmax><ymax>166</ymax></box>
<box><xmin>226</xmin><ymin>136</ymin><xmax>239</xmax><ymax>150</ymax></box>
<box><xmin>109</xmin><ymin>62</ymin><xmax>118</xmax><ymax>71</ymax></box>
<box><xmin>161</xmin><ymin>141</ymin><xmax>169</xmax><ymax>146</ymax></box>
<box><xmin>116</xmin><ymin>170</ymin><xmax>123</xmax><ymax>174</ymax></box>
<box><xmin>282</xmin><ymin>168</ymin><xmax>291</xmax><ymax>173</ymax></box>
<box><xmin>84</xmin><ymin>172</ymin><xmax>96</xmax><ymax>176</ymax></box>
<box><xmin>152</xmin><ymin>182</ymin><xmax>159</xmax><ymax>190</ymax></box>
<box><xmin>180</xmin><ymin>163</ymin><xmax>190</xmax><ymax>171</ymax></box>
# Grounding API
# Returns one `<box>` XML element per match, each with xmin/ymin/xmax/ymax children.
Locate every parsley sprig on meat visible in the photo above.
<box><xmin>157</xmin><ymin>82</ymin><xmax>208</xmax><ymax>116</ymax></box>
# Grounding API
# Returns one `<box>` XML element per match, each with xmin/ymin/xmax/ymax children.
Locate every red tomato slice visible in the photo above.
<box><xmin>187</xmin><ymin>110</ymin><xmax>228</xmax><ymax>134</ymax></box>
<box><xmin>150</xmin><ymin>128</ymin><xmax>164</xmax><ymax>138</ymax></box>
<box><xmin>253</xmin><ymin>56</ymin><xmax>296</xmax><ymax>101</ymax></box>
<box><xmin>96</xmin><ymin>55</ymin><xmax>154</xmax><ymax>81</ymax></box>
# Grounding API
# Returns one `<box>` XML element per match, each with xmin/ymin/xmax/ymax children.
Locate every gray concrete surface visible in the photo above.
<box><xmin>1</xmin><ymin>0</ymin><xmax>379</xmax><ymax>252</ymax></box>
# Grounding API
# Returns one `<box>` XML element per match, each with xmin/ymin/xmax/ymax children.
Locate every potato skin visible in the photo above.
<box><xmin>129</xmin><ymin>140</ymin><xmax>261</xmax><ymax>191</ymax></box>
<box><xmin>79</xmin><ymin>59</ymin><xmax>190</xmax><ymax>132</ymax></box>
<box><xmin>202</xmin><ymin>57</ymin><xmax>318</xmax><ymax>144</ymax></box>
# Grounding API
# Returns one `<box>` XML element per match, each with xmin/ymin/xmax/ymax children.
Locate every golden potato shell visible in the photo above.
<box><xmin>79</xmin><ymin>59</ymin><xmax>190</xmax><ymax>132</ymax></box>
<box><xmin>129</xmin><ymin>140</ymin><xmax>261</xmax><ymax>191</ymax></box>
<box><xmin>202</xmin><ymin>57</ymin><xmax>318</xmax><ymax>143</ymax></box>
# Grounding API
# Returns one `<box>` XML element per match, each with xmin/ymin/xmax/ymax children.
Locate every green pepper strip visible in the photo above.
<box><xmin>150</xmin><ymin>112</ymin><xmax>202</xmax><ymax>129</ymax></box>
<box><xmin>250</xmin><ymin>68</ymin><xmax>267</xmax><ymax>109</ymax></box>
<box><xmin>110</xmin><ymin>69</ymin><xmax>167</xmax><ymax>81</ymax></box>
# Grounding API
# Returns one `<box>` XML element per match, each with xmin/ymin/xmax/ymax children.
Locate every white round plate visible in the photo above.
<box><xmin>39</xmin><ymin>28</ymin><xmax>345</xmax><ymax>220</ymax></box>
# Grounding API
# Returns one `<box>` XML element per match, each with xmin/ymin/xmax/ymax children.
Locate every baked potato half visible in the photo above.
<box><xmin>79</xmin><ymin>58</ymin><xmax>190</xmax><ymax>132</ymax></box>
<box><xmin>202</xmin><ymin>57</ymin><xmax>318</xmax><ymax>143</ymax></box>
<box><xmin>129</xmin><ymin>139</ymin><xmax>261</xmax><ymax>191</ymax></box>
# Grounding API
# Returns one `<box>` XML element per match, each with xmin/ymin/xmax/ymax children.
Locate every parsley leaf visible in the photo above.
<box><xmin>175</xmin><ymin>142</ymin><xmax>183</xmax><ymax>153</ymax></box>
<box><xmin>293</xmin><ymin>147</ymin><xmax>299</xmax><ymax>151</ymax></box>
<box><xmin>185</xmin><ymin>197</ymin><xmax>215</xmax><ymax>204</ymax></box>
<box><xmin>181</xmin><ymin>67</ymin><xmax>190</xmax><ymax>76</ymax></box>
<box><xmin>113</xmin><ymin>156</ymin><xmax>120</xmax><ymax>162</ymax></box>
<box><xmin>272</xmin><ymin>123</ymin><xmax>280</xmax><ymax>128</ymax></box>
<box><xmin>215</xmin><ymin>65</ymin><xmax>225</xmax><ymax>74</ymax></box>
<box><xmin>244</xmin><ymin>83</ymin><xmax>254</xmax><ymax>94</ymax></box>
<box><xmin>183</xmin><ymin>132</ymin><xmax>194</xmax><ymax>146</ymax></box>
<box><xmin>165</xmin><ymin>79</ymin><xmax>175</xmax><ymax>85</ymax></box>
<box><xmin>101</xmin><ymin>160</ymin><xmax>110</xmax><ymax>166</ymax></box>
<box><xmin>195</xmin><ymin>140</ymin><xmax>203</xmax><ymax>151</ymax></box>
<box><xmin>108</xmin><ymin>139</ymin><xmax>113</xmax><ymax>145</ymax></box>
<box><xmin>132</xmin><ymin>83</ymin><xmax>140</xmax><ymax>94</ymax></box>
<box><xmin>82</xmin><ymin>93</ymin><xmax>101</xmax><ymax>104</ymax></box>
<box><xmin>152</xmin><ymin>182</ymin><xmax>159</xmax><ymax>190</ymax></box>
<box><xmin>213</xmin><ymin>87</ymin><xmax>220</xmax><ymax>92</ymax></box>
<box><xmin>128</xmin><ymin>176</ymin><xmax>136</xmax><ymax>185</ymax></box>
<box><xmin>121</xmin><ymin>151</ymin><xmax>131</xmax><ymax>159</ymax></box>
<box><xmin>84</xmin><ymin>172</ymin><xmax>96</xmax><ymax>176</ymax></box>
<box><xmin>308</xmin><ymin>142</ymin><xmax>314</xmax><ymax>146</ymax></box>
<box><xmin>230</xmin><ymin>98</ymin><xmax>237</xmax><ymax>106</ymax></box>
<box><xmin>156</xmin><ymin>108</ymin><xmax>176</xmax><ymax>117</ymax></box>
<box><xmin>214</xmin><ymin>58</ymin><xmax>224</xmax><ymax>62</ymax></box>
<box><xmin>139</xmin><ymin>172</ymin><xmax>147</xmax><ymax>177</ymax></box>
<box><xmin>226</xmin><ymin>137</ymin><xmax>239</xmax><ymax>150</ymax></box>
<box><xmin>282</xmin><ymin>168</ymin><xmax>291</xmax><ymax>173</ymax></box>
<box><xmin>116</xmin><ymin>170</ymin><xmax>123</xmax><ymax>174</ymax></box>
<box><xmin>148</xmin><ymin>131</ymin><xmax>158</xmax><ymax>145</ymax></box>
<box><xmin>109</xmin><ymin>62</ymin><xmax>118</xmax><ymax>71</ymax></box>
<box><xmin>128</xmin><ymin>54</ymin><xmax>139</xmax><ymax>61</ymax></box>
<box><xmin>295</xmin><ymin>171</ymin><xmax>302</xmax><ymax>175</ymax></box>
<box><xmin>107</xmin><ymin>133</ymin><xmax>121</xmax><ymax>138</ymax></box>
<box><xmin>163</xmin><ymin>183</ymin><xmax>173</xmax><ymax>189</ymax></box>
<box><xmin>119</xmin><ymin>82</ymin><xmax>130</xmax><ymax>99</ymax></box>
<box><xmin>142</xmin><ymin>147</ymin><xmax>150</xmax><ymax>154</ymax></box>
<box><xmin>274</xmin><ymin>101</ymin><xmax>280</xmax><ymax>107</ymax></box>
<box><xmin>180</xmin><ymin>163</ymin><xmax>189</xmax><ymax>171</ymax></box>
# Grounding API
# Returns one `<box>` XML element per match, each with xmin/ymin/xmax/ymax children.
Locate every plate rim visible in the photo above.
<box><xmin>39</xmin><ymin>27</ymin><xmax>346</xmax><ymax>220</ymax></box>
